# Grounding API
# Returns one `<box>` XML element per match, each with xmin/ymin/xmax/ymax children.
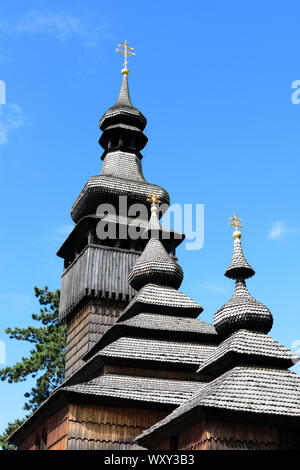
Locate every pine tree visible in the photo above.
<box><xmin>0</xmin><ymin>287</ymin><xmax>66</xmax><ymax>449</ymax></box>
<box><xmin>0</xmin><ymin>419</ymin><xmax>26</xmax><ymax>451</ymax></box>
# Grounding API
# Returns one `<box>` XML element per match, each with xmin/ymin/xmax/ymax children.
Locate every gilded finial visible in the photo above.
<box><xmin>229</xmin><ymin>211</ymin><xmax>243</xmax><ymax>239</ymax></box>
<box><xmin>116</xmin><ymin>40</ymin><xmax>135</xmax><ymax>75</ymax></box>
<box><xmin>147</xmin><ymin>193</ymin><xmax>161</xmax><ymax>213</ymax></box>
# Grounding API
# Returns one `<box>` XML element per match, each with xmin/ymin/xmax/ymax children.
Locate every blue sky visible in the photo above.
<box><xmin>0</xmin><ymin>0</ymin><xmax>300</xmax><ymax>433</ymax></box>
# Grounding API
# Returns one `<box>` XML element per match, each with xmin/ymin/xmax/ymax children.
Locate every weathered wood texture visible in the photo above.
<box><xmin>103</xmin><ymin>365</ymin><xmax>206</xmax><ymax>382</ymax></box>
<box><xmin>59</xmin><ymin>245</ymin><xmax>140</xmax><ymax>321</ymax></box>
<box><xmin>151</xmin><ymin>438</ymin><xmax>177</xmax><ymax>450</ymax></box>
<box><xmin>18</xmin><ymin>405</ymin><xmax>69</xmax><ymax>450</ymax></box>
<box><xmin>67</xmin><ymin>404</ymin><xmax>168</xmax><ymax>450</ymax></box>
<box><xmin>18</xmin><ymin>402</ymin><xmax>300</xmax><ymax>450</ymax></box>
<box><xmin>279</xmin><ymin>428</ymin><xmax>300</xmax><ymax>449</ymax></box>
<box><xmin>65</xmin><ymin>298</ymin><xmax>127</xmax><ymax>378</ymax></box>
<box><xmin>177</xmin><ymin>419</ymin><xmax>279</xmax><ymax>450</ymax></box>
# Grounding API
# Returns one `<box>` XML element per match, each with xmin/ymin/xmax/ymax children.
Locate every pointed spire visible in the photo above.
<box><xmin>225</xmin><ymin>237</ymin><xmax>255</xmax><ymax>280</ymax></box>
<box><xmin>72</xmin><ymin>44</ymin><xmax>170</xmax><ymax>223</ymax></box>
<box><xmin>99</xmin><ymin>71</ymin><xmax>146</xmax><ymax>131</ymax></box>
<box><xmin>225</xmin><ymin>212</ymin><xmax>254</xmax><ymax>279</ymax></box>
<box><xmin>214</xmin><ymin>213</ymin><xmax>273</xmax><ymax>336</ymax></box>
<box><xmin>99</xmin><ymin>40</ymin><xmax>146</xmax><ymax>131</ymax></box>
<box><xmin>128</xmin><ymin>195</ymin><xmax>184</xmax><ymax>291</ymax></box>
<box><xmin>115</xmin><ymin>73</ymin><xmax>133</xmax><ymax>107</ymax></box>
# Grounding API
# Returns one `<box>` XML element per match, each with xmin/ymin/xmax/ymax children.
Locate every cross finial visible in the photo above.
<box><xmin>147</xmin><ymin>193</ymin><xmax>161</xmax><ymax>205</ymax></box>
<box><xmin>229</xmin><ymin>211</ymin><xmax>243</xmax><ymax>239</ymax></box>
<box><xmin>147</xmin><ymin>193</ymin><xmax>161</xmax><ymax>213</ymax></box>
<box><xmin>116</xmin><ymin>40</ymin><xmax>135</xmax><ymax>75</ymax></box>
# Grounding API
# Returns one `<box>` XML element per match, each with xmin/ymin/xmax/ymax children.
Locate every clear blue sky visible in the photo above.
<box><xmin>0</xmin><ymin>0</ymin><xmax>300</xmax><ymax>433</ymax></box>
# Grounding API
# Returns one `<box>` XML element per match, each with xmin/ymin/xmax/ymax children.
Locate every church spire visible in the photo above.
<box><xmin>109</xmin><ymin>41</ymin><xmax>135</xmax><ymax>108</ymax></box>
<box><xmin>225</xmin><ymin>211</ymin><xmax>255</xmax><ymax>280</ymax></box>
<box><xmin>98</xmin><ymin>40</ymin><xmax>148</xmax><ymax>160</ymax></box>
<box><xmin>214</xmin><ymin>213</ymin><xmax>273</xmax><ymax>336</ymax></box>
<box><xmin>70</xmin><ymin>41</ymin><xmax>170</xmax><ymax>223</ymax></box>
<box><xmin>99</xmin><ymin>40</ymin><xmax>146</xmax><ymax>133</ymax></box>
<box><xmin>115</xmin><ymin>73</ymin><xmax>133</xmax><ymax>107</ymax></box>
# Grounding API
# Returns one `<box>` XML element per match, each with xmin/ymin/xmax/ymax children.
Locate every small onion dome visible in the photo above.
<box><xmin>129</xmin><ymin>239</ymin><xmax>184</xmax><ymax>291</ymax></box>
<box><xmin>225</xmin><ymin>237</ymin><xmax>255</xmax><ymax>280</ymax></box>
<box><xmin>214</xmin><ymin>280</ymin><xmax>273</xmax><ymax>336</ymax></box>
<box><xmin>128</xmin><ymin>208</ymin><xmax>184</xmax><ymax>291</ymax></box>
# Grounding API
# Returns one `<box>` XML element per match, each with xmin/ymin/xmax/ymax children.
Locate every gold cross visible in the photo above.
<box><xmin>229</xmin><ymin>211</ymin><xmax>244</xmax><ymax>231</ymax></box>
<box><xmin>147</xmin><ymin>193</ymin><xmax>161</xmax><ymax>206</ymax></box>
<box><xmin>116</xmin><ymin>40</ymin><xmax>135</xmax><ymax>74</ymax></box>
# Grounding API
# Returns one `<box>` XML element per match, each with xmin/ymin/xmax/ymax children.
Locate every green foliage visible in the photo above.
<box><xmin>0</xmin><ymin>287</ymin><xmax>66</xmax><ymax>449</ymax></box>
<box><xmin>0</xmin><ymin>419</ymin><xmax>26</xmax><ymax>450</ymax></box>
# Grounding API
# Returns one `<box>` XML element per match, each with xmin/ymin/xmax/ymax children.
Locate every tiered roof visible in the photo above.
<box><xmin>10</xmin><ymin>55</ymin><xmax>299</xmax><ymax>449</ymax></box>
<box><xmin>84</xmin><ymin>314</ymin><xmax>216</xmax><ymax>361</ymax></box>
<box><xmin>135</xmin><ymin>367</ymin><xmax>300</xmax><ymax>446</ymax></box>
<box><xmin>197</xmin><ymin>329</ymin><xmax>297</xmax><ymax>376</ymax></box>
<box><xmin>62</xmin><ymin>374</ymin><xmax>205</xmax><ymax>407</ymax></box>
<box><xmin>57</xmin><ymin>69</ymin><xmax>184</xmax><ymax>322</ymax></box>
<box><xmin>78</xmin><ymin>202</ymin><xmax>217</xmax><ymax>373</ymax></box>
<box><xmin>96</xmin><ymin>337</ymin><xmax>216</xmax><ymax>369</ymax></box>
<box><xmin>9</xmin><ymin>202</ymin><xmax>220</xmax><ymax>446</ymax></box>
<box><xmin>135</xmin><ymin>221</ymin><xmax>300</xmax><ymax>447</ymax></box>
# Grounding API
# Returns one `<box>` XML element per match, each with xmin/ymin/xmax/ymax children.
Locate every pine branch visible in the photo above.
<box><xmin>0</xmin><ymin>286</ymin><xmax>66</xmax><ymax>435</ymax></box>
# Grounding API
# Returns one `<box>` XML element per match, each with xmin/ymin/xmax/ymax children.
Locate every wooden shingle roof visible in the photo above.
<box><xmin>135</xmin><ymin>367</ymin><xmax>300</xmax><ymax>446</ymax></box>
<box><xmin>119</xmin><ymin>284</ymin><xmax>203</xmax><ymax>321</ymax></box>
<box><xmin>197</xmin><ymin>329</ymin><xmax>298</xmax><ymax>375</ymax></box>
<box><xmin>63</xmin><ymin>374</ymin><xmax>206</xmax><ymax>406</ymax></box>
<box><xmin>97</xmin><ymin>337</ymin><xmax>217</xmax><ymax>369</ymax></box>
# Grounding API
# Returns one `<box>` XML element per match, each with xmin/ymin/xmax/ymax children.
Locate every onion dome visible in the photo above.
<box><xmin>214</xmin><ymin>280</ymin><xmax>273</xmax><ymax>336</ymax></box>
<box><xmin>128</xmin><ymin>196</ymin><xmax>184</xmax><ymax>290</ymax></box>
<box><xmin>214</xmin><ymin>213</ymin><xmax>273</xmax><ymax>337</ymax></box>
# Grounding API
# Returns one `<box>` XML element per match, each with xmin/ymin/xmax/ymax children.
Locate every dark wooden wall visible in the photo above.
<box><xmin>104</xmin><ymin>364</ymin><xmax>206</xmax><ymax>381</ymax></box>
<box><xmin>18</xmin><ymin>403</ymin><xmax>169</xmax><ymax>450</ymax></box>
<box><xmin>18</xmin><ymin>405</ymin><xmax>69</xmax><ymax>450</ymax></box>
<box><xmin>65</xmin><ymin>298</ymin><xmax>126</xmax><ymax>378</ymax></box>
<box><xmin>59</xmin><ymin>245</ymin><xmax>139</xmax><ymax>321</ymax></box>
<box><xmin>177</xmin><ymin>419</ymin><xmax>279</xmax><ymax>450</ymax></box>
<box><xmin>18</xmin><ymin>403</ymin><xmax>300</xmax><ymax>450</ymax></box>
<box><xmin>67</xmin><ymin>404</ymin><xmax>169</xmax><ymax>450</ymax></box>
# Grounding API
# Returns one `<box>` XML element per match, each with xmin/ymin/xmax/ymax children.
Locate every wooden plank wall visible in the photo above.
<box><xmin>17</xmin><ymin>405</ymin><xmax>300</xmax><ymax>451</ymax></box>
<box><xmin>178</xmin><ymin>420</ymin><xmax>207</xmax><ymax>450</ymax></box>
<box><xmin>151</xmin><ymin>438</ymin><xmax>177</xmax><ymax>450</ymax></box>
<box><xmin>59</xmin><ymin>245</ymin><xmax>139</xmax><ymax>321</ymax></box>
<box><xmin>279</xmin><ymin>428</ymin><xmax>300</xmax><ymax>449</ymax></box>
<box><xmin>103</xmin><ymin>365</ymin><xmax>205</xmax><ymax>382</ymax></box>
<box><xmin>178</xmin><ymin>419</ymin><xmax>279</xmax><ymax>450</ymax></box>
<box><xmin>67</xmin><ymin>404</ymin><xmax>169</xmax><ymax>450</ymax></box>
<box><xmin>18</xmin><ymin>405</ymin><xmax>69</xmax><ymax>450</ymax></box>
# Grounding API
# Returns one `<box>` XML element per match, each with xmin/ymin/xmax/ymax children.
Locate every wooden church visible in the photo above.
<box><xmin>9</xmin><ymin>42</ymin><xmax>300</xmax><ymax>450</ymax></box>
